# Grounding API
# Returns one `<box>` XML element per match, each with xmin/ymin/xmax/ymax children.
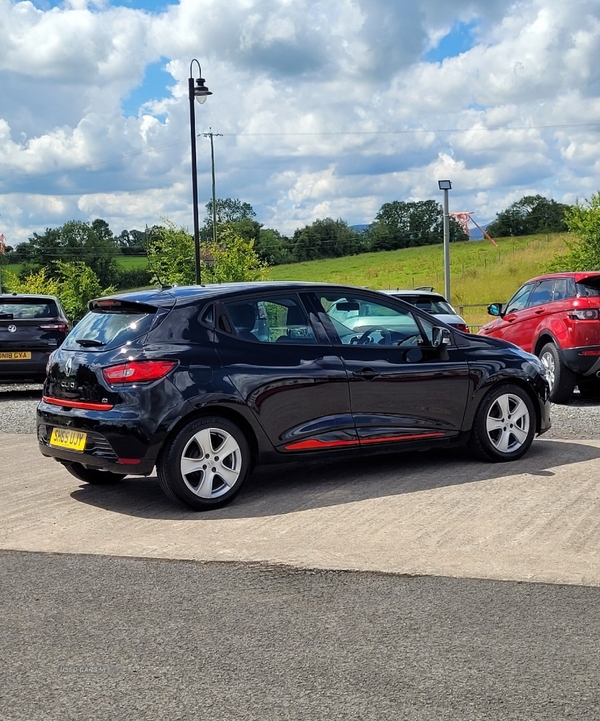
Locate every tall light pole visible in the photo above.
<box><xmin>438</xmin><ymin>179</ymin><xmax>452</xmax><ymax>301</ymax></box>
<box><xmin>188</xmin><ymin>59</ymin><xmax>212</xmax><ymax>285</ymax></box>
<box><xmin>203</xmin><ymin>128</ymin><xmax>222</xmax><ymax>246</ymax></box>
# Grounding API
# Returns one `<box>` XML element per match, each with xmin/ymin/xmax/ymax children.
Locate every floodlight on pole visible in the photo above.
<box><xmin>438</xmin><ymin>180</ymin><xmax>452</xmax><ymax>301</ymax></box>
<box><xmin>188</xmin><ymin>59</ymin><xmax>212</xmax><ymax>285</ymax></box>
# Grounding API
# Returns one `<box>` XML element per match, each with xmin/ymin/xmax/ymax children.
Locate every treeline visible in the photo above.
<box><xmin>1</xmin><ymin>194</ymin><xmax>571</xmax><ymax>291</ymax></box>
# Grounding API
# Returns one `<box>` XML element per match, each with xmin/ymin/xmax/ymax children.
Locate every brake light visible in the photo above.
<box><xmin>39</xmin><ymin>322</ymin><xmax>70</xmax><ymax>332</ymax></box>
<box><xmin>452</xmin><ymin>323</ymin><xmax>470</xmax><ymax>333</ymax></box>
<box><xmin>569</xmin><ymin>309</ymin><xmax>599</xmax><ymax>320</ymax></box>
<box><xmin>102</xmin><ymin>360</ymin><xmax>177</xmax><ymax>384</ymax></box>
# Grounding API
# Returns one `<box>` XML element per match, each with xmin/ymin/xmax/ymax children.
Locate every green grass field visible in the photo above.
<box><xmin>267</xmin><ymin>232</ymin><xmax>571</xmax><ymax>328</ymax></box>
<box><xmin>2</xmin><ymin>234</ymin><xmax>571</xmax><ymax>329</ymax></box>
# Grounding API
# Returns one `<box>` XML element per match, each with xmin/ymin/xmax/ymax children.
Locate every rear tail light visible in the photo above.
<box><xmin>39</xmin><ymin>322</ymin><xmax>70</xmax><ymax>332</ymax></box>
<box><xmin>102</xmin><ymin>360</ymin><xmax>177</xmax><ymax>385</ymax></box>
<box><xmin>452</xmin><ymin>323</ymin><xmax>470</xmax><ymax>333</ymax></box>
<box><xmin>569</xmin><ymin>309</ymin><xmax>599</xmax><ymax>320</ymax></box>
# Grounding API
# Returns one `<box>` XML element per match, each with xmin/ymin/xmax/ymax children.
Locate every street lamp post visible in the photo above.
<box><xmin>203</xmin><ymin>129</ymin><xmax>223</xmax><ymax>246</ymax></box>
<box><xmin>188</xmin><ymin>59</ymin><xmax>212</xmax><ymax>285</ymax></box>
<box><xmin>438</xmin><ymin>179</ymin><xmax>452</xmax><ymax>301</ymax></box>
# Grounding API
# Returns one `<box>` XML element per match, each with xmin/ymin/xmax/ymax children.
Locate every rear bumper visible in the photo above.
<box><xmin>561</xmin><ymin>346</ymin><xmax>600</xmax><ymax>376</ymax></box>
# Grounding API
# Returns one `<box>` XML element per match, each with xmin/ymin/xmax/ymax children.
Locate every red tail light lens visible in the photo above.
<box><xmin>102</xmin><ymin>360</ymin><xmax>177</xmax><ymax>384</ymax></box>
<box><xmin>39</xmin><ymin>322</ymin><xmax>70</xmax><ymax>332</ymax></box>
<box><xmin>452</xmin><ymin>323</ymin><xmax>470</xmax><ymax>333</ymax></box>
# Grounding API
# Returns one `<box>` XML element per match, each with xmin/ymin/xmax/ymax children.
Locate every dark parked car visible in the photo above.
<box><xmin>478</xmin><ymin>272</ymin><xmax>600</xmax><ymax>403</ymax></box>
<box><xmin>37</xmin><ymin>282</ymin><xmax>551</xmax><ymax>510</ymax></box>
<box><xmin>0</xmin><ymin>293</ymin><xmax>70</xmax><ymax>383</ymax></box>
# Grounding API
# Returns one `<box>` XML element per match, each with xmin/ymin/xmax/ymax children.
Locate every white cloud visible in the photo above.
<box><xmin>1</xmin><ymin>0</ymin><xmax>600</xmax><ymax>247</ymax></box>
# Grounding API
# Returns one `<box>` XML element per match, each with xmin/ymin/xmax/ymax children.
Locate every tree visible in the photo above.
<box><xmin>146</xmin><ymin>221</ymin><xmax>268</xmax><ymax>286</ymax></box>
<box><xmin>547</xmin><ymin>192</ymin><xmax>600</xmax><ymax>272</ymax></box>
<box><xmin>2</xmin><ymin>261</ymin><xmax>115</xmax><ymax>322</ymax></box>
<box><xmin>15</xmin><ymin>219</ymin><xmax>120</xmax><ymax>287</ymax></box>
<box><xmin>368</xmin><ymin>200</ymin><xmax>467</xmax><ymax>251</ymax></box>
<box><xmin>205</xmin><ymin>198</ymin><xmax>256</xmax><ymax>225</ymax></box>
<box><xmin>486</xmin><ymin>195</ymin><xmax>570</xmax><ymax>238</ymax></box>
<box><xmin>254</xmin><ymin>228</ymin><xmax>293</xmax><ymax>265</ymax></box>
<box><xmin>290</xmin><ymin>218</ymin><xmax>365</xmax><ymax>261</ymax></box>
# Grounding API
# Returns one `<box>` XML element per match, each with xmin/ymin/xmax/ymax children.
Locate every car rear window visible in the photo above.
<box><xmin>576</xmin><ymin>279</ymin><xmax>600</xmax><ymax>297</ymax></box>
<box><xmin>0</xmin><ymin>298</ymin><xmax>58</xmax><ymax>319</ymax></box>
<box><xmin>394</xmin><ymin>294</ymin><xmax>454</xmax><ymax>314</ymax></box>
<box><xmin>63</xmin><ymin>307</ymin><xmax>158</xmax><ymax>351</ymax></box>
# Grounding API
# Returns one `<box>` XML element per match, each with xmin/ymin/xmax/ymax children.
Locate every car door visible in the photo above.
<box><xmin>481</xmin><ymin>283</ymin><xmax>534</xmax><ymax>347</ymax></box>
<box><xmin>309</xmin><ymin>290</ymin><xmax>471</xmax><ymax>446</ymax></box>
<box><xmin>214</xmin><ymin>292</ymin><xmax>356</xmax><ymax>452</ymax></box>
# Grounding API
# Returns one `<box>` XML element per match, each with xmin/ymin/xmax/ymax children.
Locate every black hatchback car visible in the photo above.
<box><xmin>37</xmin><ymin>282</ymin><xmax>551</xmax><ymax>510</ymax></box>
<box><xmin>0</xmin><ymin>293</ymin><xmax>70</xmax><ymax>383</ymax></box>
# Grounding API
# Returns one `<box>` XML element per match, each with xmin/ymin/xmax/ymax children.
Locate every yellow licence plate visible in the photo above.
<box><xmin>0</xmin><ymin>351</ymin><xmax>31</xmax><ymax>360</ymax></box>
<box><xmin>49</xmin><ymin>428</ymin><xmax>87</xmax><ymax>452</ymax></box>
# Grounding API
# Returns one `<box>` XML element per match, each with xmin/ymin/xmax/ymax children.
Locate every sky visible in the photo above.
<box><xmin>1</xmin><ymin>0</ymin><xmax>600</xmax><ymax>246</ymax></box>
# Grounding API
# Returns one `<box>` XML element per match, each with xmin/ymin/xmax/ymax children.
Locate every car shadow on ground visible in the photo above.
<box><xmin>70</xmin><ymin>437</ymin><xmax>600</xmax><ymax>520</ymax></box>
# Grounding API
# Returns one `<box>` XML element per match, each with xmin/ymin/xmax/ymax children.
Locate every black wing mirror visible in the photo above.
<box><xmin>431</xmin><ymin>326</ymin><xmax>451</xmax><ymax>349</ymax></box>
<box><xmin>487</xmin><ymin>303</ymin><xmax>504</xmax><ymax>317</ymax></box>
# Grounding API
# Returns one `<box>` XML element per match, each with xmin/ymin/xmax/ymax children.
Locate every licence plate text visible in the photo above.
<box><xmin>0</xmin><ymin>351</ymin><xmax>31</xmax><ymax>360</ymax></box>
<box><xmin>49</xmin><ymin>428</ymin><xmax>87</xmax><ymax>451</ymax></box>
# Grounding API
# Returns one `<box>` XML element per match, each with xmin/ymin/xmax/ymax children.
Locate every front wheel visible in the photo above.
<box><xmin>469</xmin><ymin>384</ymin><xmax>535</xmax><ymax>462</ymax></box>
<box><xmin>157</xmin><ymin>416</ymin><xmax>251</xmax><ymax>510</ymax></box>
<box><xmin>538</xmin><ymin>342</ymin><xmax>576</xmax><ymax>404</ymax></box>
<box><xmin>61</xmin><ymin>462</ymin><xmax>126</xmax><ymax>484</ymax></box>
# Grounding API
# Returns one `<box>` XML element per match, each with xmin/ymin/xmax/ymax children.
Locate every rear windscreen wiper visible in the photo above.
<box><xmin>75</xmin><ymin>338</ymin><xmax>106</xmax><ymax>347</ymax></box>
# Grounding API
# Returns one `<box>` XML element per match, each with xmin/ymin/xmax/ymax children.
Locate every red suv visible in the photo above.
<box><xmin>478</xmin><ymin>272</ymin><xmax>600</xmax><ymax>403</ymax></box>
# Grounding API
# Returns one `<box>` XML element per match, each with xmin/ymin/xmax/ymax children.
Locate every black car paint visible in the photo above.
<box><xmin>37</xmin><ymin>282</ymin><xmax>551</xmax><ymax>478</ymax></box>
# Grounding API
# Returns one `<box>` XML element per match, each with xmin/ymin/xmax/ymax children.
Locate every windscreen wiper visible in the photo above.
<box><xmin>75</xmin><ymin>338</ymin><xmax>106</xmax><ymax>347</ymax></box>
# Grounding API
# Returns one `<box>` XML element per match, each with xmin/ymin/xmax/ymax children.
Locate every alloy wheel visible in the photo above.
<box><xmin>485</xmin><ymin>392</ymin><xmax>531</xmax><ymax>453</ymax></box>
<box><xmin>540</xmin><ymin>350</ymin><xmax>556</xmax><ymax>392</ymax></box>
<box><xmin>180</xmin><ymin>427</ymin><xmax>244</xmax><ymax>499</ymax></box>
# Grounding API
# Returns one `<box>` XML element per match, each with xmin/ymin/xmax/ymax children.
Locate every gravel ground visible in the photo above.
<box><xmin>2</xmin><ymin>381</ymin><xmax>600</xmax><ymax>439</ymax></box>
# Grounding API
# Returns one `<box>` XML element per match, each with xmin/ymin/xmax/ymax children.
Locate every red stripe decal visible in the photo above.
<box><xmin>43</xmin><ymin>396</ymin><xmax>114</xmax><ymax>411</ymax></box>
<box><xmin>284</xmin><ymin>438</ymin><xmax>360</xmax><ymax>450</ymax></box>
<box><xmin>118</xmin><ymin>458</ymin><xmax>141</xmax><ymax>465</ymax></box>
<box><xmin>360</xmin><ymin>432</ymin><xmax>445</xmax><ymax>444</ymax></box>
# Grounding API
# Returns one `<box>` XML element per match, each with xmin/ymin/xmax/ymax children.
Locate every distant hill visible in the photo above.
<box><xmin>351</xmin><ymin>224</ymin><xmax>371</xmax><ymax>233</ymax></box>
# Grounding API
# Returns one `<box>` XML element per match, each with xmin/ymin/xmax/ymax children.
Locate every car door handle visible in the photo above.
<box><xmin>352</xmin><ymin>368</ymin><xmax>379</xmax><ymax>380</ymax></box>
<box><xmin>534</xmin><ymin>308</ymin><xmax>546</xmax><ymax>314</ymax></box>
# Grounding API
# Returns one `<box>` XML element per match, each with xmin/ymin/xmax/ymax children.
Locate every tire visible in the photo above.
<box><xmin>469</xmin><ymin>383</ymin><xmax>535</xmax><ymax>462</ymax></box>
<box><xmin>61</xmin><ymin>462</ymin><xmax>126</xmax><ymax>484</ymax></box>
<box><xmin>157</xmin><ymin>416</ymin><xmax>250</xmax><ymax>511</ymax></box>
<box><xmin>538</xmin><ymin>342</ymin><xmax>576</xmax><ymax>404</ymax></box>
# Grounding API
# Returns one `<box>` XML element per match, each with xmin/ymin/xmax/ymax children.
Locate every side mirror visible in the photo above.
<box><xmin>487</xmin><ymin>303</ymin><xmax>503</xmax><ymax>317</ymax></box>
<box><xmin>431</xmin><ymin>326</ymin><xmax>451</xmax><ymax>349</ymax></box>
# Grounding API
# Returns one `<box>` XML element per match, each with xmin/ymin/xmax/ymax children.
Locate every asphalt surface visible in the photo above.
<box><xmin>1</xmin><ymin>385</ymin><xmax>600</xmax><ymax>719</ymax></box>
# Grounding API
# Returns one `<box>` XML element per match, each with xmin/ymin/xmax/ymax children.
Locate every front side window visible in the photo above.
<box><xmin>505</xmin><ymin>284</ymin><xmax>533</xmax><ymax>314</ymax></box>
<box><xmin>317</xmin><ymin>292</ymin><xmax>429</xmax><ymax>346</ymax></box>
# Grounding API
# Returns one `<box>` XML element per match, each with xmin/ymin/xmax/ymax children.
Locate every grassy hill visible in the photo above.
<box><xmin>1</xmin><ymin>233</ymin><xmax>571</xmax><ymax>330</ymax></box>
<box><xmin>267</xmin><ymin>232</ymin><xmax>571</xmax><ymax>328</ymax></box>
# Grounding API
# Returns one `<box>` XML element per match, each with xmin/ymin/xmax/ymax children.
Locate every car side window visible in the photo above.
<box><xmin>552</xmin><ymin>279</ymin><xmax>570</xmax><ymax>301</ymax></box>
<box><xmin>505</xmin><ymin>284</ymin><xmax>533</xmax><ymax>314</ymax></box>
<box><xmin>317</xmin><ymin>292</ymin><xmax>427</xmax><ymax>346</ymax></box>
<box><xmin>528</xmin><ymin>280</ymin><xmax>555</xmax><ymax>308</ymax></box>
<box><xmin>224</xmin><ymin>296</ymin><xmax>317</xmax><ymax>344</ymax></box>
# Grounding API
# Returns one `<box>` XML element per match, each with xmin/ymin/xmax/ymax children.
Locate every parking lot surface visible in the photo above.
<box><xmin>2</xmin><ymin>429</ymin><xmax>600</xmax><ymax>587</ymax></box>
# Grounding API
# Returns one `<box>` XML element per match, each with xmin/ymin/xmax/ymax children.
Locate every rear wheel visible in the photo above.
<box><xmin>538</xmin><ymin>342</ymin><xmax>576</xmax><ymax>404</ymax></box>
<box><xmin>61</xmin><ymin>462</ymin><xmax>126</xmax><ymax>484</ymax></box>
<box><xmin>469</xmin><ymin>383</ymin><xmax>535</xmax><ymax>462</ymax></box>
<box><xmin>158</xmin><ymin>416</ymin><xmax>250</xmax><ymax>511</ymax></box>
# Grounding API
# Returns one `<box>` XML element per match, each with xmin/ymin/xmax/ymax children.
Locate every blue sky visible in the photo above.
<box><xmin>1</xmin><ymin>0</ymin><xmax>600</xmax><ymax>247</ymax></box>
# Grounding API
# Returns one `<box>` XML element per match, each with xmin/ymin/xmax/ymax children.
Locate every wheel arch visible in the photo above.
<box><xmin>469</xmin><ymin>376</ymin><xmax>545</xmax><ymax>436</ymax></box>
<box><xmin>160</xmin><ymin>405</ymin><xmax>261</xmax><ymax>469</ymax></box>
<box><xmin>533</xmin><ymin>331</ymin><xmax>559</xmax><ymax>357</ymax></box>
